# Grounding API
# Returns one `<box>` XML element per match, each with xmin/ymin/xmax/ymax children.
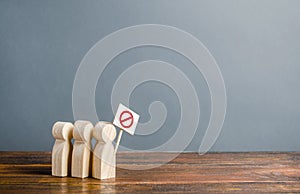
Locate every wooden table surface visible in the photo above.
<box><xmin>0</xmin><ymin>152</ymin><xmax>300</xmax><ymax>193</ymax></box>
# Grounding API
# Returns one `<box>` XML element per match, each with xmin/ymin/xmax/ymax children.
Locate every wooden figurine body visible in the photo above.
<box><xmin>52</xmin><ymin>122</ymin><xmax>74</xmax><ymax>177</ymax></box>
<box><xmin>92</xmin><ymin>122</ymin><xmax>117</xmax><ymax>180</ymax></box>
<box><xmin>71</xmin><ymin>120</ymin><xmax>93</xmax><ymax>178</ymax></box>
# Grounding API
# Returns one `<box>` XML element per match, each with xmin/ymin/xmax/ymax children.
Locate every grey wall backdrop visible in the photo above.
<box><xmin>0</xmin><ymin>0</ymin><xmax>299</xmax><ymax>151</ymax></box>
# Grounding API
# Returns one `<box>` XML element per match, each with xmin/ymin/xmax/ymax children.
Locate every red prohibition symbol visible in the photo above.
<box><xmin>119</xmin><ymin>110</ymin><xmax>134</xmax><ymax>128</ymax></box>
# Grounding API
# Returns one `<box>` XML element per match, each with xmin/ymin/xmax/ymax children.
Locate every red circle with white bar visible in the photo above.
<box><xmin>119</xmin><ymin>110</ymin><xmax>134</xmax><ymax>128</ymax></box>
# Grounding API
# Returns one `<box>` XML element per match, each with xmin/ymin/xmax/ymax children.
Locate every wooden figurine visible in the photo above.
<box><xmin>92</xmin><ymin>122</ymin><xmax>117</xmax><ymax>180</ymax></box>
<box><xmin>71</xmin><ymin>120</ymin><xmax>93</xmax><ymax>178</ymax></box>
<box><xmin>52</xmin><ymin>121</ymin><xmax>74</xmax><ymax>177</ymax></box>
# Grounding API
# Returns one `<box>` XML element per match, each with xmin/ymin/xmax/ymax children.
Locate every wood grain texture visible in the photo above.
<box><xmin>51</xmin><ymin>122</ymin><xmax>73</xmax><ymax>177</ymax></box>
<box><xmin>71</xmin><ymin>120</ymin><xmax>93</xmax><ymax>178</ymax></box>
<box><xmin>92</xmin><ymin>122</ymin><xmax>116</xmax><ymax>180</ymax></box>
<box><xmin>0</xmin><ymin>152</ymin><xmax>300</xmax><ymax>193</ymax></box>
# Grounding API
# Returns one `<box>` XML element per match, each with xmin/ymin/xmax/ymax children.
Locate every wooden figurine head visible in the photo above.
<box><xmin>52</xmin><ymin>122</ymin><xmax>73</xmax><ymax>141</ymax></box>
<box><xmin>94</xmin><ymin>122</ymin><xmax>116</xmax><ymax>143</ymax></box>
<box><xmin>73</xmin><ymin>120</ymin><xmax>93</xmax><ymax>142</ymax></box>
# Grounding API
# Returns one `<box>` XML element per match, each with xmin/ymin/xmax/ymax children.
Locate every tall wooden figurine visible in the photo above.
<box><xmin>71</xmin><ymin>120</ymin><xmax>93</xmax><ymax>178</ymax></box>
<box><xmin>52</xmin><ymin>121</ymin><xmax>74</xmax><ymax>177</ymax></box>
<box><xmin>92</xmin><ymin>122</ymin><xmax>117</xmax><ymax>180</ymax></box>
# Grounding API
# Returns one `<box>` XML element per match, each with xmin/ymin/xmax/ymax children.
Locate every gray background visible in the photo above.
<box><xmin>0</xmin><ymin>0</ymin><xmax>299</xmax><ymax>151</ymax></box>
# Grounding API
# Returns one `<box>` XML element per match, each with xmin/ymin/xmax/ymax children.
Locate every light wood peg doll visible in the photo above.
<box><xmin>92</xmin><ymin>122</ymin><xmax>117</xmax><ymax>180</ymax></box>
<box><xmin>52</xmin><ymin>121</ymin><xmax>74</xmax><ymax>177</ymax></box>
<box><xmin>71</xmin><ymin>120</ymin><xmax>93</xmax><ymax>178</ymax></box>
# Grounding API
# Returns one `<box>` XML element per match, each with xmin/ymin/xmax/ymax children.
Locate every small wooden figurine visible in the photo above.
<box><xmin>92</xmin><ymin>122</ymin><xmax>117</xmax><ymax>180</ymax></box>
<box><xmin>52</xmin><ymin>121</ymin><xmax>74</xmax><ymax>177</ymax></box>
<box><xmin>71</xmin><ymin>120</ymin><xmax>93</xmax><ymax>178</ymax></box>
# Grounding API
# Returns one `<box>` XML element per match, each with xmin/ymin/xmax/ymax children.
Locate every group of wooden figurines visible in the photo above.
<box><xmin>52</xmin><ymin>120</ymin><xmax>117</xmax><ymax>180</ymax></box>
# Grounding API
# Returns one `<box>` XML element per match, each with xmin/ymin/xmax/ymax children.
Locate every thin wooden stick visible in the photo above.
<box><xmin>114</xmin><ymin>129</ymin><xmax>123</xmax><ymax>154</ymax></box>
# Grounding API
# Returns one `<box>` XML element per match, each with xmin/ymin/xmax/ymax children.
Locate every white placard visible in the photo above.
<box><xmin>113</xmin><ymin>104</ymin><xmax>140</xmax><ymax>135</ymax></box>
